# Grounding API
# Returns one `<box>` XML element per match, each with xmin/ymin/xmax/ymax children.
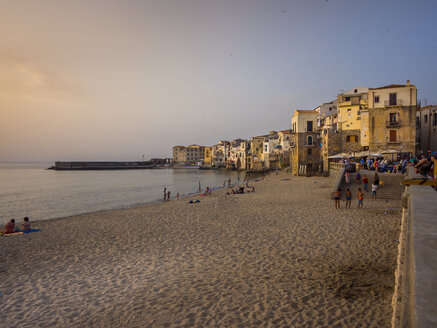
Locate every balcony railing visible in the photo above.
<box><xmin>386</xmin><ymin>120</ymin><xmax>401</xmax><ymax>127</ymax></box>
<box><xmin>384</xmin><ymin>99</ymin><xmax>403</xmax><ymax>106</ymax></box>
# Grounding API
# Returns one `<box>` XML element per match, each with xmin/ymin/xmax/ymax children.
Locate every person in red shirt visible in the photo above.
<box><xmin>362</xmin><ymin>175</ymin><xmax>369</xmax><ymax>192</ymax></box>
<box><xmin>3</xmin><ymin>219</ymin><xmax>15</xmax><ymax>234</ymax></box>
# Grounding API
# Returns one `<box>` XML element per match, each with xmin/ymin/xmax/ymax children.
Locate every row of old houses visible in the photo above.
<box><xmin>172</xmin><ymin>130</ymin><xmax>292</xmax><ymax>171</ymax></box>
<box><xmin>173</xmin><ymin>81</ymin><xmax>436</xmax><ymax>175</ymax></box>
<box><xmin>292</xmin><ymin>81</ymin><xmax>422</xmax><ymax>175</ymax></box>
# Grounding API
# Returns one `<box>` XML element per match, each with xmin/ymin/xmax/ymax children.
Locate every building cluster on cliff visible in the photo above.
<box><xmin>173</xmin><ymin>81</ymin><xmax>437</xmax><ymax>175</ymax></box>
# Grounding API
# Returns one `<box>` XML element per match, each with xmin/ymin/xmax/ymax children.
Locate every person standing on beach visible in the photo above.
<box><xmin>167</xmin><ymin>191</ymin><xmax>171</xmax><ymax>200</ymax></box>
<box><xmin>345</xmin><ymin>189</ymin><xmax>352</xmax><ymax>209</ymax></box>
<box><xmin>176</xmin><ymin>192</ymin><xmax>179</xmax><ymax>200</ymax></box>
<box><xmin>228</xmin><ymin>178</ymin><xmax>231</xmax><ymax>187</ymax></box>
<box><xmin>357</xmin><ymin>188</ymin><xmax>364</xmax><ymax>208</ymax></box>
<box><xmin>373</xmin><ymin>172</ymin><xmax>379</xmax><ymax>186</ymax></box>
<box><xmin>371</xmin><ymin>183</ymin><xmax>378</xmax><ymax>201</ymax></box>
<box><xmin>163</xmin><ymin>188</ymin><xmax>167</xmax><ymax>201</ymax></box>
<box><xmin>334</xmin><ymin>189</ymin><xmax>341</xmax><ymax>209</ymax></box>
<box><xmin>362</xmin><ymin>175</ymin><xmax>369</xmax><ymax>192</ymax></box>
<box><xmin>345</xmin><ymin>172</ymin><xmax>350</xmax><ymax>185</ymax></box>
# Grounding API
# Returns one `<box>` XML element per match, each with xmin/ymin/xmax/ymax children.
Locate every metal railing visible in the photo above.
<box><xmin>384</xmin><ymin>99</ymin><xmax>403</xmax><ymax>106</ymax></box>
<box><xmin>386</xmin><ymin>120</ymin><xmax>401</xmax><ymax>127</ymax></box>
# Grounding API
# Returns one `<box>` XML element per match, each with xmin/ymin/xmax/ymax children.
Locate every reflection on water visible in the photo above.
<box><xmin>0</xmin><ymin>163</ymin><xmax>260</xmax><ymax>224</ymax></box>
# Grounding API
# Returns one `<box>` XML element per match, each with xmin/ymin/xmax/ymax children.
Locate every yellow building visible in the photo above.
<box><xmin>203</xmin><ymin>146</ymin><xmax>212</xmax><ymax>167</ymax></box>
<box><xmin>337</xmin><ymin>87</ymin><xmax>368</xmax><ymax>132</ymax></box>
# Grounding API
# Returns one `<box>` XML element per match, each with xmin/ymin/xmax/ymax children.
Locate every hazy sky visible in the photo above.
<box><xmin>1</xmin><ymin>0</ymin><xmax>436</xmax><ymax>162</ymax></box>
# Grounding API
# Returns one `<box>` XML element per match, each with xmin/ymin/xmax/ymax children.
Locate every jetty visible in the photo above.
<box><xmin>49</xmin><ymin>161</ymin><xmax>157</xmax><ymax>170</ymax></box>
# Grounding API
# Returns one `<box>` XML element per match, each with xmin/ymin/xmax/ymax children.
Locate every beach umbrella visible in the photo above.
<box><xmin>370</xmin><ymin>153</ymin><xmax>384</xmax><ymax>157</ymax></box>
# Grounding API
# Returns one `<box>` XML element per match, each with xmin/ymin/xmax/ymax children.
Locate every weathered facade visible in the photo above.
<box><xmin>416</xmin><ymin>105</ymin><xmax>437</xmax><ymax>154</ymax></box>
<box><xmin>186</xmin><ymin>145</ymin><xmax>205</xmax><ymax>164</ymax></box>
<box><xmin>203</xmin><ymin>146</ymin><xmax>212</xmax><ymax>167</ymax></box>
<box><xmin>172</xmin><ymin>146</ymin><xmax>187</xmax><ymax>164</ymax></box>
<box><xmin>367</xmin><ymin>82</ymin><xmax>418</xmax><ymax>154</ymax></box>
<box><xmin>291</xmin><ymin>110</ymin><xmax>321</xmax><ymax>175</ymax></box>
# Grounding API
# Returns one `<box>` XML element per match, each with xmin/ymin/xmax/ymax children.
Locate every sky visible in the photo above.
<box><xmin>1</xmin><ymin>0</ymin><xmax>437</xmax><ymax>162</ymax></box>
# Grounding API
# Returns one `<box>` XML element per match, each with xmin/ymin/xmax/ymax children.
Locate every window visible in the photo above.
<box><xmin>357</xmin><ymin>111</ymin><xmax>360</xmax><ymax>115</ymax></box>
<box><xmin>390</xmin><ymin>113</ymin><xmax>397</xmax><ymax>123</ymax></box>
<box><xmin>345</xmin><ymin>96</ymin><xmax>350</xmax><ymax>101</ymax></box>
<box><xmin>307</xmin><ymin>148</ymin><xmax>312</xmax><ymax>155</ymax></box>
<box><xmin>307</xmin><ymin>121</ymin><xmax>313</xmax><ymax>132</ymax></box>
<box><xmin>354</xmin><ymin>89</ymin><xmax>358</xmax><ymax>93</ymax></box>
<box><xmin>374</xmin><ymin>96</ymin><xmax>380</xmax><ymax>103</ymax></box>
<box><xmin>424</xmin><ymin>114</ymin><xmax>428</xmax><ymax>123</ymax></box>
<box><xmin>389</xmin><ymin>93</ymin><xmax>397</xmax><ymax>106</ymax></box>
<box><xmin>307</xmin><ymin>136</ymin><xmax>313</xmax><ymax>145</ymax></box>
<box><xmin>347</xmin><ymin>108</ymin><xmax>351</xmax><ymax>112</ymax></box>
<box><xmin>433</xmin><ymin>113</ymin><xmax>437</xmax><ymax>126</ymax></box>
<box><xmin>346</xmin><ymin>136</ymin><xmax>350</xmax><ymax>142</ymax></box>
<box><xmin>329</xmin><ymin>107</ymin><xmax>332</xmax><ymax>111</ymax></box>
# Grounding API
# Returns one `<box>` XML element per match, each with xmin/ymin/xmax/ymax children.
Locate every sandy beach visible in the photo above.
<box><xmin>0</xmin><ymin>171</ymin><xmax>401</xmax><ymax>327</ymax></box>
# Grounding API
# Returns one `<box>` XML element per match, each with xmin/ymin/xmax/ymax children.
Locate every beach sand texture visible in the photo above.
<box><xmin>0</xmin><ymin>172</ymin><xmax>401</xmax><ymax>327</ymax></box>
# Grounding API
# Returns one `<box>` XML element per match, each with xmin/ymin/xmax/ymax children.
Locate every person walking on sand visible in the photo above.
<box><xmin>163</xmin><ymin>187</ymin><xmax>167</xmax><ymax>201</ymax></box>
<box><xmin>371</xmin><ymin>183</ymin><xmax>378</xmax><ymax>201</ymax></box>
<box><xmin>357</xmin><ymin>188</ymin><xmax>364</xmax><ymax>208</ymax></box>
<box><xmin>355</xmin><ymin>171</ymin><xmax>361</xmax><ymax>184</ymax></box>
<box><xmin>362</xmin><ymin>175</ymin><xmax>369</xmax><ymax>192</ymax></box>
<box><xmin>334</xmin><ymin>189</ymin><xmax>341</xmax><ymax>209</ymax></box>
<box><xmin>345</xmin><ymin>188</ymin><xmax>352</xmax><ymax>209</ymax></box>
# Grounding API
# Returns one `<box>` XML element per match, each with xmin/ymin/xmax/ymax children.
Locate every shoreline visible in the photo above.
<box><xmin>1</xmin><ymin>170</ymin><xmax>401</xmax><ymax>327</ymax></box>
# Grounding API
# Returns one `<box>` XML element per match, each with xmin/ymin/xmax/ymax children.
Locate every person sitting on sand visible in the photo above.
<box><xmin>3</xmin><ymin>219</ymin><xmax>16</xmax><ymax>234</ymax></box>
<box><xmin>21</xmin><ymin>217</ymin><xmax>31</xmax><ymax>231</ymax></box>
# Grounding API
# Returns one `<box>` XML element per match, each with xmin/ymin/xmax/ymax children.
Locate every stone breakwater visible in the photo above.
<box><xmin>49</xmin><ymin>161</ymin><xmax>157</xmax><ymax>170</ymax></box>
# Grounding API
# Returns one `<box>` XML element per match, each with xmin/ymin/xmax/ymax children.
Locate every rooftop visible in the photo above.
<box><xmin>370</xmin><ymin>84</ymin><xmax>413</xmax><ymax>90</ymax></box>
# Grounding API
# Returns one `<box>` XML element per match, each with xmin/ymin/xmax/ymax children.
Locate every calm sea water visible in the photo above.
<box><xmin>0</xmin><ymin>163</ymin><xmax>254</xmax><ymax>224</ymax></box>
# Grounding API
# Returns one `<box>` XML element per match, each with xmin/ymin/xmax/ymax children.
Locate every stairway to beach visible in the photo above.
<box><xmin>343</xmin><ymin>170</ymin><xmax>404</xmax><ymax>200</ymax></box>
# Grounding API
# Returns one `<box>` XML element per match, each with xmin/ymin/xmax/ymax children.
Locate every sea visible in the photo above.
<box><xmin>0</xmin><ymin>163</ymin><xmax>255</xmax><ymax>225</ymax></box>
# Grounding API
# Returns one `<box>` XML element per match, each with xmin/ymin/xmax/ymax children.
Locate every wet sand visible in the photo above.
<box><xmin>0</xmin><ymin>171</ymin><xmax>401</xmax><ymax>327</ymax></box>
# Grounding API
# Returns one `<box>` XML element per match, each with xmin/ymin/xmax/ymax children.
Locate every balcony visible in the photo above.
<box><xmin>384</xmin><ymin>99</ymin><xmax>403</xmax><ymax>106</ymax></box>
<box><xmin>386</xmin><ymin>120</ymin><xmax>401</xmax><ymax>127</ymax></box>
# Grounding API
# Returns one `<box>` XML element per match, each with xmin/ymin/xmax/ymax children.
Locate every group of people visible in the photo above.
<box><xmin>1</xmin><ymin>217</ymin><xmax>31</xmax><ymax>234</ymax></box>
<box><xmin>162</xmin><ymin>188</ymin><xmax>179</xmax><ymax>201</ymax></box>
<box><xmin>413</xmin><ymin>152</ymin><xmax>437</xmax><ymax>179</ymax></box>
<box><xmin>335</xmin><ymin>171</ymin><xmax>381</xmax><ymax>209</ymax></box>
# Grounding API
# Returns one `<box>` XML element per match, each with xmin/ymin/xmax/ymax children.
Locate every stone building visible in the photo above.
<box><xmin>416</xmin><ymin>105</ymin><xmax>437</xmax><ymax>154</ymax></box>
<box><xmin>172</xmin><ymin>146</ymin><xmax>187</xmax><ymax>164</ymax></box>
<box><xmin>367</xmin><ymin>82</ymin><xmax>418</xmax><ymax>154</ymax></box>
<box><xmin>290</xmin><ymin>110</ymin><xmax>321</xmax><ymax>175</ymax></box>
<box><xmin>212</xmin><ymin>141</ymin><xmax>230</xmax><ymax>167</ymax></box>
<box><xmin>248</xmin><ymin>136</ymin><xmax>267</xmax><ymax>171</ymax></box>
